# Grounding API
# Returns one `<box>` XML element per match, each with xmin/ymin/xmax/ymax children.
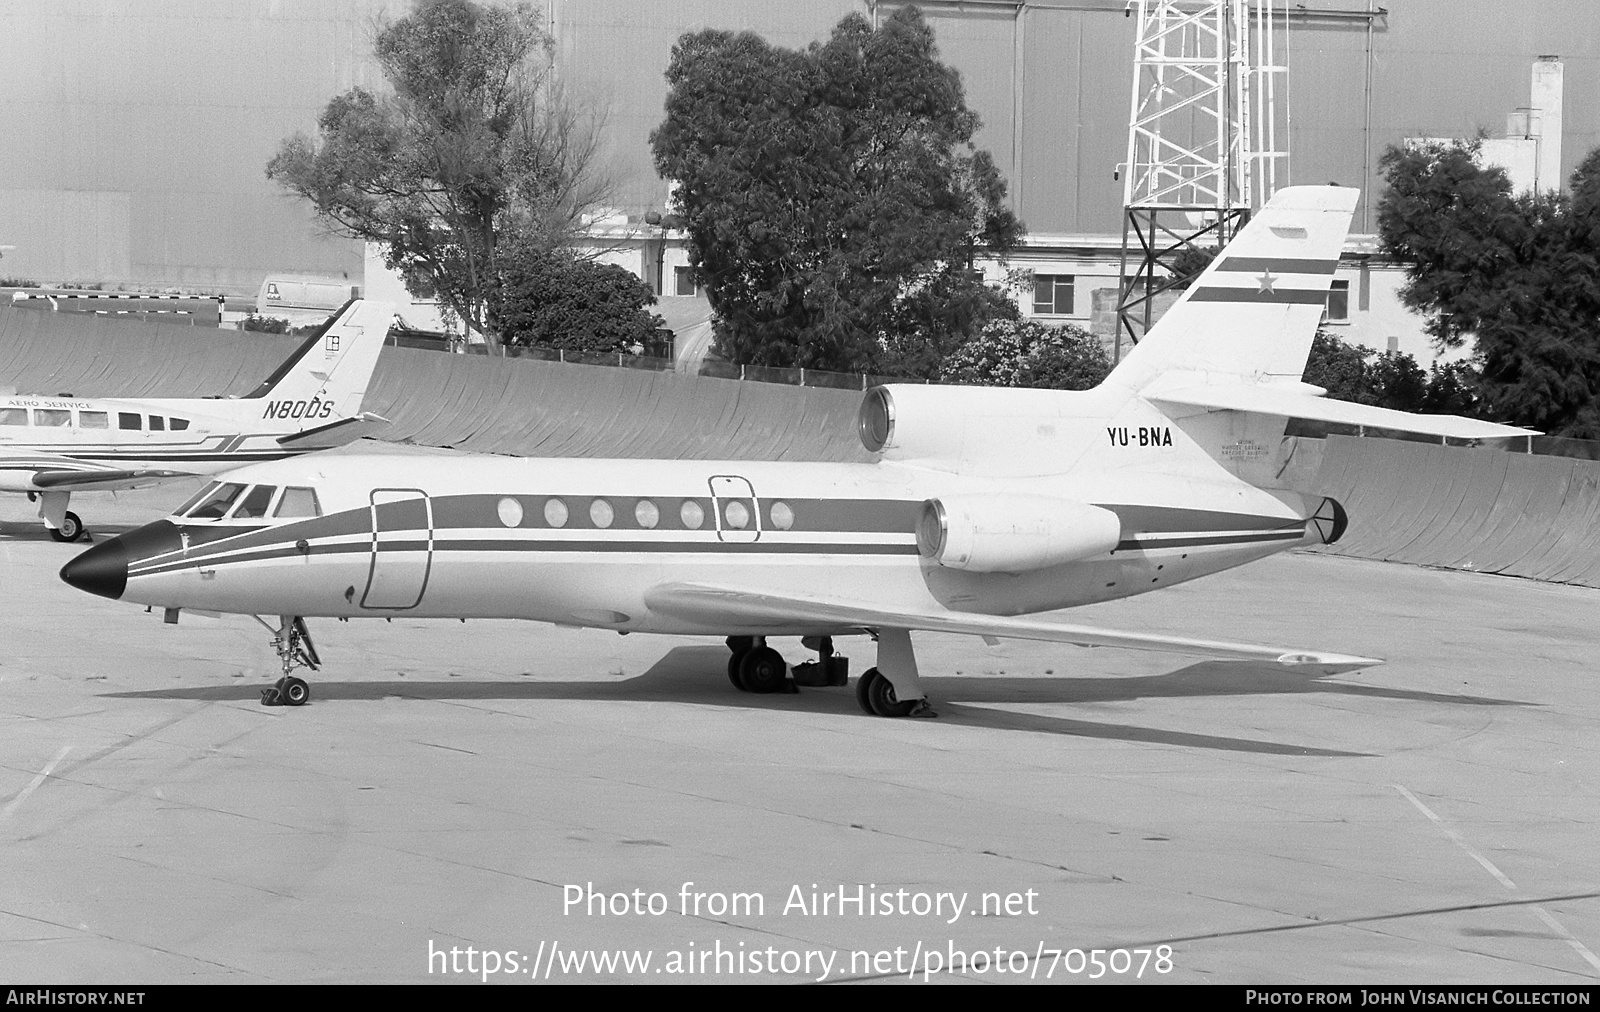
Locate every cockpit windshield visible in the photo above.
<box><xmin>231</xmin><ymin>484</ymin><xmax>277</xmax><ymax>519</ymax></box>
<box><xmin>174</xmin><ymin>482</ymin><xmax>321</xmax><ymax>522</ymax></box>
<box><xmin>184</xmin><ymin>482</ymin><xmax>246</xmax><ymax>519</ymax></box>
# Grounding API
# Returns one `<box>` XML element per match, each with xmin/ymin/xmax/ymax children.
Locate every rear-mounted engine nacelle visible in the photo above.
<box><xmin>916</xmin><ymin>494</ymin><xmax>1122</xmax><ymax>573</ymax></box>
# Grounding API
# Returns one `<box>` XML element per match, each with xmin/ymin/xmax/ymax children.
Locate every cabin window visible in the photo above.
<box><xmin>542</xmin><ymin>497</ymin><xmax>568</xmax><ymax>528</ymax></box>
<box><xmin>118</xmin><ymin>412</ymin><xmax>141</xmax><ymax>430</ymax></box>
<box><xmin>149</xmin><ymin>415</ymin><xmax>165</xmax><ymax>431</ymax></box>
<box><xmin>231</xmin><ymin>485</ymin><xmax>276</xmax><ymax>519</ymax></box>
<box><xmin>589</xmin><ymin>498</ymin><xmax>614</xmax><ymax>528</ymax></box>
<box><xmin>186</xmin><ymin>483</ymin><xmax>246</xmax><ymax>519</ymax></box>
<box><xmin>723</xmin><ymin>500</ymin><xmax>750</xmax><ymax>530</ymax></box>
<box><xmin>769</xmin><ymin>501</ymin><xmax>794</xmax><ymax>531</ymax></box>
<box><xmin>679</xmin><ymin>499</ymin><xmax>705</xmax><ymax>530</ymax></box>
<box><xmin>274</xmin><ymin>486</ymin><xmax>322</xmax><ymax>518</ymax></box>
<box><xmin>79</xmin><ymin>411</ymin><xmax>109</xmax><ymax>429</ymax></box>
<box><xmin>634</xmin><ymin>500</ymin><xmax>659</xmax><ymax>529</ymax></box>
<box><xmin>497</xmin><ymin>497</ymin><xmax>524</xmax><ymax>528</ymax></box>
<box><xmin>169</xmin><ymin>417</ymin><xmax>190</xmax><ymax>431</ymax></box>
<box><xmin>1032</xmin><ymin>274</ymin><xmax>1075</xmax><ymax>316</ymax></box>
<box><xmin>0</xmin><ymin>408</ymin><xmax>27</xmax><ymax>425</ymax></box>
<box><xmin>35</xmin><ymin>409</ymin><xmax>70</xmax><ymax>427</ymax></box>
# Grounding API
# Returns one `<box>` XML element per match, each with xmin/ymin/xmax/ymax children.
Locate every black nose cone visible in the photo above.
<box><xmin>60</xmin><ymin>539</ymin><xmax>128</xmax><ymax>600</ymax></box>
<box><xmin>59</xmin><ymin>520</ymin><xmax>182</xmax><ymax>601</ymax></box>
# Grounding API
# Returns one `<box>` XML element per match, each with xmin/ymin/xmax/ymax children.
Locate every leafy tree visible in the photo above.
<box><xmin>1304</xmin><ymin>329</ymin><xmax>1486</xmax><ymax>415</ymax></box>
<box><xmin>496</xmin><ymin>243</ymin><xmax>666</xmax><ymax>353</ymax></box>
<box><xmin>1378</xmin><ymin>139</ymin><xmax>1600</xmax><ymax>436</ymax></box>
<box><xmin>941</xmin><ymin>319</ymin><xmax>1109</xmax><ymax>390</ymax></box>
<box><xmin>1303</xmin><ymin>330</ymin><xmax>1373</xmax><ymax>403</ymax></box>
<box><xmin>267</xmin><ymin>0</ymin><xmax>607</xmax><ymax>346</ymax></box>
<box><xmin>650</xmin><ymin>6</ymin><xmax>1024</xmax><ymax>374</ymax></box>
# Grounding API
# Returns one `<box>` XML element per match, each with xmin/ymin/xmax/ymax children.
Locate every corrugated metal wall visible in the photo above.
<box><xmin>1</xmin><ymin>0</ymin><xmax>1594</xmax><ymax>291</ymax></box>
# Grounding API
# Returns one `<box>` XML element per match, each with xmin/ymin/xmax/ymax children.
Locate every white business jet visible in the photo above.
<box><xmin>60</xmin><ymin>188</ymin><xmax>1531</xmax><ymax>713</ymax></box>
<box><xmin>3</xmin><ymin>300</ymin><xmax>392</xmax><ymax>541</ymax></box>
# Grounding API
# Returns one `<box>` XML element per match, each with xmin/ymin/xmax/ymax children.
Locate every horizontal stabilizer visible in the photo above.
<box><xmin>275</xmin><ymin>411</ymin><xmax>390</xmax><ymax>449</ymax></box>
<box><xmin>30</xmin><ymin>468</ymin><xmax>192</xmax><ymax>491</ymax></box>
<box><xmin>1147</xmin><ymin>383</ymin><xmax>1537</xmax><ymax>440</ymax></box>
<box><xmin>644</xmin><ymin>582</ymin><xmax>1381</xmax><ymax>672</ymax></box>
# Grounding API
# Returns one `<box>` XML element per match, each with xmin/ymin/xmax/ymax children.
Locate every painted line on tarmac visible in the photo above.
<box><xmin>1395</xmin><ymin>783</ymin><xmax>1600</xmax><ymax>976</ymax></box>
<box><xmin>0</xmin><ymin>745</ymin><xmax>72</xmax><ymax>822</ymax></box>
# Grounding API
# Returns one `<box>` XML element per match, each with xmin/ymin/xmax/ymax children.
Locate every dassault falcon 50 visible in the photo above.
<box><xmin>3</xmin><ymin>299</ymin><xmax>392</xmax><ymax>541</ymax></box>
<box><xmin>61</xmin><ymin>188</ymin><xmax>1532</xmax><ymax>714</ymax></box>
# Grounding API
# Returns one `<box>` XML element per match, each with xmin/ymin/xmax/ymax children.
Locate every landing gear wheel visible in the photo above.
<box><xmin>726</xmin><ymin>636</ymin><xmax>754</xmax><ymax>691</ymax></box>
<box><xmin>854</xmin><ymin>668</ymin><xmax>880</xmax><ymax>715</ymax></box>
<box><xmin>857</xmin><ymin>667</ymin><xmax>917</xmax><ymax>717</ymax></box>
<box><xmin>737</xmin><ymin>646</ymin><xmax>788</xmax><ymax>694</ymax></box>
<box><xmin>280</xmin><ymin>676</ymin><xmax>310</xmax><ymax>706</ymax></box>
<box><xmin>49</xmin><ymin>511</ymin><xmax>85</xmax><ymax>543</ymax></box>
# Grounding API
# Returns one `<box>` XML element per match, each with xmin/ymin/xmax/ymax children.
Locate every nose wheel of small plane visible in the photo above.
<box><xmin>48</xmin><ymin>511</ymin><xmax>85</xmax><ymax>543</ymax></box>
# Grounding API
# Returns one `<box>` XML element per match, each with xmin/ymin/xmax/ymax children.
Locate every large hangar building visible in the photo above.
<box><xmin>0</xmin><ymin>1</ymin><xmax>1593</xmax><ymax>357</ymax></box>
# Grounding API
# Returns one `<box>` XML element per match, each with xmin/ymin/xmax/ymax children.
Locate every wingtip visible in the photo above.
<box><xmin>1276</xmin><ymin>652</ymin><xmax>1383</xmax><ymax>672</ymax></box>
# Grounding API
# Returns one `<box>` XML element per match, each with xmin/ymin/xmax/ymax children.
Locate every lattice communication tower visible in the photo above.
<box><xmin>1115</xmin><ymin>0</ymin><xmax>1288</xmax><ymax>356</ymax></box>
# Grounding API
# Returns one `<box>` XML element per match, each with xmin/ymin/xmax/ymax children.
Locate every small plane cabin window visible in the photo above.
<box><xmin>186</xmin><ymin>483</ymin><xmax>246</xmax><ymax>520</ymax></box>
<box><xmin>118</xmin><ymin>412</ymin><xmax>141</xmax><ymax>430</ymax></box>
<box><xmin>149</xmin><ymin>416</ymin><xmax>165</xmax><ymax>431</ymax></box>
<box><xmin>231</xmin><ymin>485</ymin><xmax>276</xmax><ymax>520</ymax></box>
<box><xmin>680</xmin><ymin>499</ymin><xmax>705</xmax><ymax>530</ymax></box>
<box><xmin>169</xmin><ymin>417</ymin><xmax>190</xmax><ymax>431</ymax></box>
<box><xmin>590</xmin><ymin>498</ymin><xmax>614</xmax><ymax>528</ymax></box>
<box><xmin>36</xmin><ymin>409</ymin><xmax>70</xmax><ymax>427</ymax></box>
<box><xmin>274</xmin><ymin>486</ymin><xmax>322</xmax><ymax>519</ymax></box>
<box><xmin>79</xmin><ymin>410</ymin><xmax>109</xmax><ymax>429</ymax></box>
<box><xmin>0</xmin><ymin>408</ymin><xmax>26</xmax><ymax>425</ymax></box>
<box><xmin>634</xmin><ymin>500</ymin><xmax>659</xmax><ymax>529</ymax></box>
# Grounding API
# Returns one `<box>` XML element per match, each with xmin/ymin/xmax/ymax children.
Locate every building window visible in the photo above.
<box><xmin>673</xmin><ymin>266</ymin><xmax>698</xmax><ymax>296</ymax></box>
<box><xmin>1032</xmin><ymin>274</ymin><xmax>1074</xmax><ymax>316</ymax></box>
<box><xmin>1324</xmin><ymin>279</ymin><xmax>1350</xmax><ymax>323</ymax></box>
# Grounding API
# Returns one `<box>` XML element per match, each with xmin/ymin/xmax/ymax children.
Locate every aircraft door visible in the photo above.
<box><xmin>361</xmin><ymin>488</ymin><xmax>433</xmax><ymax>609</ymax></box>
<box><xmin>708</xmin><ymin>475</ymin><xmax>760</xmax><ymax>543</ymax></box>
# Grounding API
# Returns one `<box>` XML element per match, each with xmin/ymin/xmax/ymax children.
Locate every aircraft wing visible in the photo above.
<box><xmin>643</xmin><ymin>582</ymin><xmax>1381</xmax><ymax>672</ymax></box>
<box><xmin>1147</xmin><ymin>383</ymin><xmax>1536</xmax><ymax>440</ymax></box>
<box><xmin>29</xmin><ymin>468</ymin><xmax>193</xmax><ymax>491</ymax></box>
<box><xmin>275</xmin><ymin>412</ymin><xmax>390</xmax><ymax>449</ymax></box>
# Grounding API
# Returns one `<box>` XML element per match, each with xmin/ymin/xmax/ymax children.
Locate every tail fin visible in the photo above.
<box><xmin>246</xmin><ymin>299</ymin><xmax>393</xmax><ymax>418</ymax></box>
<box><xmin>1107</xmin><ymin>186</ymin><xmax>1359</xmax><ymax>394</ymax></box>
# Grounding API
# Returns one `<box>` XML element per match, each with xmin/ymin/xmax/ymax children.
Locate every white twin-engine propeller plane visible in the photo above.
<box><xmin>3</xmin><ymin>300</ymin><xmax>392</xmax><ymax>541</ymax></box>
<box><xmin>61</xmin><ymin>188</ymin><xmax>1531</xmax><ymax>714</ymax></box>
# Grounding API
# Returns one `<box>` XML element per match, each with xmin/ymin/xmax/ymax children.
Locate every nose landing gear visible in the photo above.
<box><xmin>256</xmin><ymin>615</ymin><xmax>319</xmax><ymax>706</ymax></box>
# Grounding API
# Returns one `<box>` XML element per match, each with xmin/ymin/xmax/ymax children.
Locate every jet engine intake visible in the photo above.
<box><xmin>916</xmin><ymin>494</ymin><xmax>1122</xmax><ymax>573</ymax></box>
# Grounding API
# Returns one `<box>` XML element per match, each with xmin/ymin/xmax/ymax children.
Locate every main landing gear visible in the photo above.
<box><xmin>32</xmin><ymin>491</ymin><xmax>87</xmax><ymax>543</ymax></box>
<box><xmin>724</xmin><ymin>631</ymin><xmax>936</xmax><ymax>718</ymax></box>
<box><xmin>256</xmin><ymin>615</ymin><xmax>319</xmax><ymax>706</ymax></box>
